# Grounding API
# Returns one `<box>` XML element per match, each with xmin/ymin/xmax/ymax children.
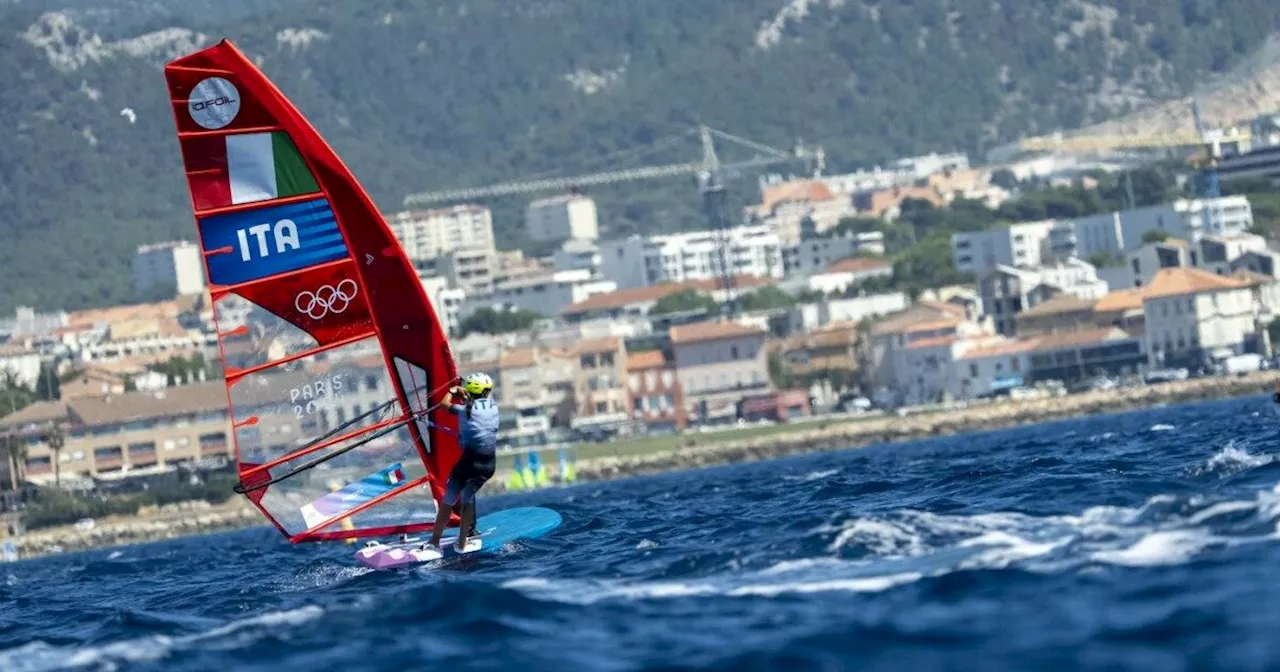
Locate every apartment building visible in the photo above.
<box><xmin>133</xmin><ymin>241</ymin><xmax>206</xmax><ymax>298</ymax></box>
<box><xmin>476</xmin><ymin>269</ymin><xmax>617</xmax><ymax>317</ymax></box>
<box><xmin>599</xmin><ymin>226</ymin><xmax>784</xmax><ymax>290</ymax></box>
<box><xmin>526</xmin><ymin>194</ymin><xmax>599</xmax><ymax>243</ymax></box>
<box><xmin>669</xmin><ymin>321</ymin><xmax>769</xmax><ymax>424</ymax></box>
<box><xmin>1142</xmin><ymin>267</ymin><xmax>1259</xmax><ymax>368</ymax></box>
<box><xmin>0</xmin><ymin>383</ymin><xmax>232</xmax><ymax>484</ymax></box>
<box><xmin>782</xmin><ymin>232</ymin><xmax>886</xmax><ymax>277</ymax></box>
<box><xmin>747</xmin><ymin>179</ymin><xmax>856</xmax><ymax>245</ymax></box>
<box><xmin>625</xmin><ymin>349</ymin><xmax>686</xmax><ymax>433</ymax></box>
<box><xmin>1125</xmin><ymin>233</ymin><xmax>1269</xmax><ymax>287</ymax></box>
<box><xmin>951</xmin><ymin>221</ymin><xmax>1056</xmax><ymax>274</ymax></box>
<box><xmin>387</xmin><ymin>205</ymin><xmax>495</xmax><ymax>269</ymax></box>
<box><xmin>977</xmin><ymin>260</ymin><xmax>1108</xmax><ymax>336</ymax></box>
<box><xmin>806</xmin><ymin>257</ymin><xmax>894</xmax><ymax>294</ymax></box>
<box><xmin>571</xmin><ymin>337</ymin><xmax>631</xmax><ymax>435</ymax></box>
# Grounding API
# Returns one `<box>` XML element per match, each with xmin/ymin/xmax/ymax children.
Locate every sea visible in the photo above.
<box><xmin>4</xmin><ymin>394</ymin><xmax>1280</xmax><ymax>671</ymax></box>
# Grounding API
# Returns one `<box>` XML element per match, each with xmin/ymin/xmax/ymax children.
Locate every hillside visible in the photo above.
<box><xmin>3</xmin><ymin>0</ymin><xmax>1280</xmax><ymax>313</ymax></box>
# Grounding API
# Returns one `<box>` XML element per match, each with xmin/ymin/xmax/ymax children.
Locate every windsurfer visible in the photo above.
<box><xmin>427</xmin><ymin>372</ymin><xmax>499</xmax><ymax>552</ymax></box>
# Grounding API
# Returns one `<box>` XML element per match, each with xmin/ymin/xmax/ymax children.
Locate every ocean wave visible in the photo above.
<box><xmin>0</xmin><ymin>606</ymin><xmax>324</xmax><ymax>672</ymax></box>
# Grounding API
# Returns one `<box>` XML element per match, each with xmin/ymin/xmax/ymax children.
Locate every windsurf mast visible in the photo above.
<box><xmin>164</xmin><ymin>39</ymin><xmax>462</xmax><ymax>543</ymax></box>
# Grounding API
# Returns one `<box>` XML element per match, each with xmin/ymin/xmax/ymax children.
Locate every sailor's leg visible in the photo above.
<box><xmin>430</xmin><ymin>472</ymin><xmax>464</xmax><ymax>547</ymax></box>
<box><xmin>454</xmin><ymin>485</ymin><xmax>478</xmax><ymax>550</ymax></box>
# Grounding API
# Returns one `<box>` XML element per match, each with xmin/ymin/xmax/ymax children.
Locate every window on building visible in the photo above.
<box><xmin>730</xmin><ymin>345</ymin><xmax>740</xmax><ymax>359</ymax></box>
<box><xmin>970</xmin><ymin>363</ymin><xmax>978</xmax><ymax>377</ymax></box>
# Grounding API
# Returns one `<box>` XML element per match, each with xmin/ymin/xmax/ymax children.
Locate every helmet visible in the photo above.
<box><xmin>462</xmin><ymin>372</ymin><xmax>493</xmax><ymax>396</ymax></box>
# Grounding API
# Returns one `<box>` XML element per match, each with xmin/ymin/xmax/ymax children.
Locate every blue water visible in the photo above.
<box><xmin>5</xmin><ymin>395</ymin><xmax>1280</xmax><ymax>671</ymax></box>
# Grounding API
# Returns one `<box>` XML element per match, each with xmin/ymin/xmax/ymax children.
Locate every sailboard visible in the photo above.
<box><xmin>162</xmin><ymin>39</ymin><xmax>466</xmax><ymax>543</ymax></box>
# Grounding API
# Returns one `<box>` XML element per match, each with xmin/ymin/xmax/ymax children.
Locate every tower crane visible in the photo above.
<box><xmin>402</xmin><ymin>125</ymin><xmax>826</xmax><ymax>316</ymax></box>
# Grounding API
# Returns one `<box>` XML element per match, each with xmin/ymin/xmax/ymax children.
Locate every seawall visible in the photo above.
<box><xmin>10</xmin><ymin>371</ymin><xmax>1278</xmax><ymax>559</ymax></box>
<box><xmin>568</xmin><ymin>372</ymin><xmax>1280</xmax><ymax>483</ymax></box>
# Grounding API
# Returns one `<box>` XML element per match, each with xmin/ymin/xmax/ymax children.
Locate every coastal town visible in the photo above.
<box><xmin>4</xmin><ymin>109</ymin><xmax>1280</xmax><ymax>555</ymax></box>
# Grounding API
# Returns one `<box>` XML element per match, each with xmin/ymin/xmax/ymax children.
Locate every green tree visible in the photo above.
<box><xmin>739</xmin><ymin>286</ymin><xmax>796</xmax><ymax>312</ymax></box>
<box><xmin>650</xmin><ymin>289</ymin><xmax>718</xmax><ymax>316</ymax></box>
<box><xmin>459</xmin><ymin>307</ymin><xmax>541</xmax><ymax>336</ymax></box>
<box><xmin>34</xmin><ymin>362</ymin><xmax>60</xmax><ymax>401</ymax></box>
<box><xmin>1141</xmin><ymin>228</ymin><xmax>1172</xmax><ymax>244</ymax></box>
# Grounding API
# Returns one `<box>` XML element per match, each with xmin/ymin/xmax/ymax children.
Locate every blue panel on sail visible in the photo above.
<box><xmin>199</xmin><ymin>198</ymin><xmax>348</xmax><ymax>285</ymax></box>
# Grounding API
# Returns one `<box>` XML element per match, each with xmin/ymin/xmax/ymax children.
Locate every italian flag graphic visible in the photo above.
<box><xmin>385</xmin><ymin>466</ymin><xmax>405</xmax><ymax>485</ymax></box>
<box><xmin>184</xmin><ymin>131</ymin><xmax>320</xmax><ymax>210</ymax></box>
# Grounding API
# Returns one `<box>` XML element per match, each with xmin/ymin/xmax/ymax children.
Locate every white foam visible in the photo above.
<box><xmin>1205</xmin><ymin>443</ymin><xmax>1274</xmax><ymax>474</ymax></box>
<box><xmin>1151</xmin><ymin>424</ymin><xmax>1176</xmax><ymax>431</ymax></box>
<box><xmin>0</xmin><ymin>606</ymin><xmax>324</xmax><ymax>672</ymax></box>
<box><xmin>726</xmin><ymin>572</ymin><xmax>923</xmax><ymax>597</ymax></box>
<box><xmin>786</xmin><ymin>468</ymin><xmax>839</xmax><ymax>482</ymax></box>
<box><xmin>1091</xmin><ymin>530</ymin><xmax>1216</xmax><ymax>567</ymax></box>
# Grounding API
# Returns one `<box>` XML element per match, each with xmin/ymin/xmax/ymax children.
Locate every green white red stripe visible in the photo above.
<box><xmin>183</xmin><ymin>131</ymin><xmax>320</xmax><ymax>210</ymax></box>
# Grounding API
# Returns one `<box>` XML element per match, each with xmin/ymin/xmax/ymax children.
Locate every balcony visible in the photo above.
<box><xmin>200</xmin><ymin>442</ymin><xmax>230</xmax><ymax>456</ymax></box>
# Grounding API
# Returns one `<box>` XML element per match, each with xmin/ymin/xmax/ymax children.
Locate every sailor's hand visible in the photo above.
<box><xmin>448</xmin><ymin>386</ymin><xmax>461</xmax><ymax>395</ymax></box>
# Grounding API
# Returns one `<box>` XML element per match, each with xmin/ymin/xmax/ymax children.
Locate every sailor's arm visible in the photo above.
<box><xmin>442</xmin><ymin>386</ymin><xmax>467</xmax><ymax>414</ymax></box>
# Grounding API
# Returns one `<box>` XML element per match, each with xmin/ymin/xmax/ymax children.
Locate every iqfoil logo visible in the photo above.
<box><xmin>188</xmin><ymin>77</ymin><xmax>241</xmax><ymax>129</ymax></box>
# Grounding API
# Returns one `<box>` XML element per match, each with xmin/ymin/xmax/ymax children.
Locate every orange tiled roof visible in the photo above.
<box><xmin>1094</xmin><ymin>288</ymin><xmax>1145</xmax><ymax>313</ymax></box>
<box><xmin>573</xmin><ymin>336</ymin><xmax>623</xmax><ymax>355</ymax></box>
<box><xmin>669</xmin><ymin>320</ymin><xmax>765</xmax><ymax>345</ymax></box>
<box><xmin>561</xmin><ymin>283</ymin><xmax>690</xmax><ymax>316</ymax></box>
<box><xmin>1143</xmin><ymin>267</ymin><xmax>1248</xmax><ymax>299</ymax></box>
<box><xmin>1018</xmin><ymin>294</ymin><xmax>1097</xmax><ymax>317</ymax></box>
<box><xmin>626</xmin><ymin>350</ymin><xmax>667</xmax><ymax>370</ymax></box>
<box><xmin>1031</xmin><ymin>327</ymin><xmax>1133</xmax><ymax>351</ymax></box>
<box><xmin>760</xmin><ymin>179</ymin><xmax>837</xmax><ymax>211</ymax></box>
<box><xmin>822</xmin><ymin>256</ymin><xmax>893</xmax><ymax>275</ymax></box>
<box><xmin>905</xmin><ymin>335</ymin><xmax>957</xmax><ymax>350</ymax></box>
<box><xmin>498</xmin><ymin>347</ymin><xmax>537</xmax><ymax>369</ymax></box>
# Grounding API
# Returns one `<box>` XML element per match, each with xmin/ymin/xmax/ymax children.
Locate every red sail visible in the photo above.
<box><xmin>163</xmin><ymin>39</ymin><xmax>461</xmax><ymax>542</ymax></box>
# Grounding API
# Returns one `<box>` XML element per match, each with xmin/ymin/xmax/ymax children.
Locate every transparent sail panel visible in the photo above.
<box><xmin>254</xmin><ymin>429</ymin><xmax>428</xmax><ymax>535</ymax></box>
<box><xmin>394</xmin><ymin>357</ymin><xmax>437</xmax><ymax>455</ymax></box>
<box><xmin>216</xmin><ymin>292</ymin><xmax>320</xmax><ymax>372</ymax></box>
<box><xmin>230</xmin><ymin>336</ymin><xmax>403</xmax><ymax>467</ymax></box>
<box><xmin>314</xmin><ymin>483</ymin><xmax>439</xmax><ymax>535</ymax></box>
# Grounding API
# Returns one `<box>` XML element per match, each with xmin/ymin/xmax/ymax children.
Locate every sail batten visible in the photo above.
<box><xmin>164</xmin><ymin>39</ymin><xmax>461</xmax><ymax>542</ymax></box>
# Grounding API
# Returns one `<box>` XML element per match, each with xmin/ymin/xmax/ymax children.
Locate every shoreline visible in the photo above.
<box><xmin>10</xmin><ymin>371</ymin><xmax>1279</xmax><ymax>560</ymax></box>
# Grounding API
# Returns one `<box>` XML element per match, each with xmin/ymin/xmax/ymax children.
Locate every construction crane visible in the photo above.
<box><xmin>402</xmin><ymin>125</ymin><xmax>826</xmax><ymax>316</ymax></box>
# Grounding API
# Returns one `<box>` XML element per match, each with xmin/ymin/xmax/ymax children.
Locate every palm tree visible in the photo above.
<box><xmin>46</xmin><ymin>423</ymin><xmax>64</xmax><ymax>489</ymax></box>
<box><xmin>0</xmin><ymin>433</ymin><xmax>26</xmax><ymax>493</ymax></box>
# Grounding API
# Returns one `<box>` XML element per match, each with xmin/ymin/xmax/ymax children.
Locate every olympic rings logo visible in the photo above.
<box><xmin>295</xmin><ymin>279</ymin><xmax>358</xmax><ymax>319</ymax></box>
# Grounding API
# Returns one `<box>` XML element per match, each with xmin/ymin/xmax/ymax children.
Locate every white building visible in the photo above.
<box><xmin>782</xmin><ymin>232</ymin><xmax>885</xmax><ymax>277</ymax></box>
<box><xmin>599</xmin><ymin>225</ymin><xmax>783</xmax><ymax>290</ymax></box>
<box><xmin>1124</xmin><ymin>233</ymin><xmax>1269</xmax><ymax>289</ymax></box>
<box><xmin>747</xmin><ymin>179</ymin><xmax>857</xmax><ymax>245</ymax></box>
<box><xmin>439</xmin><ymin>248</ymin><xmax>495</xmax><ymax>295</ymax></box>
<box><xmin>953</xmin><ymin>197</ymin><xmax>1255</xmax><ymax>275</ymax></box>
<box><xmin>0</xmin><ymin>344</ymin><xmax>42</xmax><ymax>389</ymax></box>
<box><xmin>525</xmin><ymin>194</ymin><xmax>599</xmax><ymax>243</ymax></box>
<box><xmin>1052</xmin><ymin>196</ymin><xmax>1254</xmax><ymax>262</ymax></box>
<box><xmin>133</xmin><ymin>241</ymin><xmax>205</xmax><ymax>298</ymax></box>
<box><xmin>952</xmin><ymin>221</ymin><xmax>1056</xmax><ymax>274</ymax></box>
<box><xmin>418</xmin><ymin>274</ymin><xmax>465</xmax><ymax>336</ymax></box>
<box><xmin>387</xmin><ymin>205</ymin><xmax>495</xmax><ymax>267</ymax></box>
<box><xmin>1142</xmin><ymin>267</ymin><xmax>1260</xmax><ymax>368</ymax></box>
<box><xmin>806</xmin><ymin>257</ymin><xmax>895</xmax><ymax>295</ymax></box>
<box><xmin>553</xmin><ymin>239</ymin><xmax>602</xmax><ymax>274</ymax></box>
<box><xmin>0</xmin><ymin>307</ymin><xmax>68</xmax><ymax>341</ymax></box>
<box><xmin>471</xmin><ymin>269</ymin><xmax>616</xmax><ymax>318</ymax></box>
<box><xmin>784</xmin><ymin>291</ymin><xmax>910</xmax><ymax>332</ymax></box>
<box><xmin>978</xmin><ymin>259</ymin><xmax>1109</xmax><ymax>336</ymax></box>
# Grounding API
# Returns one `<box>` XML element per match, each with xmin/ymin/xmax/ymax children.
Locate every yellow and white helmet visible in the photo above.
<box><xmin>461</xmin><ymin>372</ymin><xmax>494</xmax><ymax>396</ymax></box>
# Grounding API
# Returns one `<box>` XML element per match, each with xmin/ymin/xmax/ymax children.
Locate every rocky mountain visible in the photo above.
<box><xmin>3</xmin><ymin>0</ymin><xmax>1280</xmax><ymax>312</ymax></box>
